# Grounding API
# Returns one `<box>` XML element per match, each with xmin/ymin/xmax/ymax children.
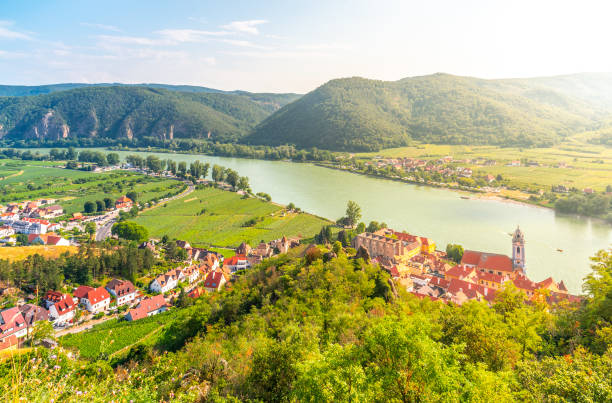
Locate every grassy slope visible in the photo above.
<box><xmin>61</xmin><ymin>311</ymin><xmax>176</xmax><ymax>359</ymax></box>
<box><xmin>134</xmin><ymin>187</ymin><xmax>330</xmax><ymax>247</ymax></box>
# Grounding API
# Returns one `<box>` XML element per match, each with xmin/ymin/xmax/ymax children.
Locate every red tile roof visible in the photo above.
<box><xmin>73</xmin><ymin>285</ymin><xmax>94</xmax><ymax>299</ymax></box>
<box><xmin>0</xmin><ymin>307</ymin><xmax>25</xmax><ymax>336</ymax></box>
<box><xmin>53</xmin><ymin>295</ymin><xmax>76</xmax><ymax>316</ymax></box>
<box><xmin>204</xmin><ymin>271</ymin><xmax>225</xmax><ymax>290</ymax></box>
<box><xmin>445</xmin><ymin>265</ymin><xmax>475</xmax><ymax>279</ymax></box>
<box><xmin>84</xmin><ymin>287</ymin><xmax>111</xmax><ymax>304</ymax></box>
<box><xmin>461</xmin><ymin>250</ymin><xmax>514</xmax><ymax>272</ymax></box>
<box><xmin>127</xmin><ymin>295</ymin><xmax>167</xmax><ymax>321</ymax></box>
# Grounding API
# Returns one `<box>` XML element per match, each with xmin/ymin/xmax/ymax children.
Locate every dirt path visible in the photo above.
<box><xmin>0</xmin><ymin>169</ymin><xmax>24</xmax><ymax>181</ymax></box>
<box><xmin>141</xmin><ymin>182</ymin><xmax>194</xmax><ymax>213</ymax></box>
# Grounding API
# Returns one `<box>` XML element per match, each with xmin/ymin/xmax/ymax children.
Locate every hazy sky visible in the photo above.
<box><xmin>1</xmin><ymin>0</ymin><xmax>611</xmax><ymax>93</ymax></box>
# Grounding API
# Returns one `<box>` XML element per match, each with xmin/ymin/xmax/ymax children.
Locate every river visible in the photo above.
<box><xmin>30</xmin><ymin>148</ymin><xmax>612</xmax><ymax>293</ymax></box>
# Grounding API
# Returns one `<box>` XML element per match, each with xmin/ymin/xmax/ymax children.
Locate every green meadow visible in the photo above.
<box><xmin>0</xmin><ymin>159</ymin><xmax>182</xmax><ymax>215</ymax></box>
<box><xmin>135</xmin><ymin>187</ymin><xmax>330</xmax><ymax>247</ymax></box>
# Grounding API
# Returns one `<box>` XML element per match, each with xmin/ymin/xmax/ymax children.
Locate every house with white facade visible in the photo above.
<box><xmin>48</xmin><ymin>295</ymin><xmax>77</xmax><ymax>325</ymax></box>
<box><xmin>105</xmin><ymin>279</ymin><xmax>137</xmax><ymax>306</ymax></box>
<box><xmin>0</xmin><ymin>307</ymin><xmax>27</xmax><ymax>344</ymax></box>
<box><xmin>80</xmin><ymin>287</ymin><xmax>111</xmax><ymax>313</ymax></box>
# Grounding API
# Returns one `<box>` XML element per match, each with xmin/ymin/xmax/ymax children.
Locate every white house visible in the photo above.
<box><xmin>149</xmin><ymin>269</ymin><xmax>181</xmax><ymax>293</ymax></box>
<box><xmin>0</xmin><ymin>307</ymin><xmax>28</xmax><ymax>343</ymax></box>
<box><xmin>182</xmin><ymin>266</ymin><xmax>200</xmax><ymax>284</ymax></box>
<box><xmin>48</xmin><ymin>295</ymin><xmax>76</xmax><ymax>325</ymax></box>
<box><xmin>80</xmin><ymin>287</ymin><xmax>111</xmax><ymax>313</ymax></box>
<box><xmin>105</xmin><ymin>279</ymin><xmax>137</xmax><ymax>306</ymax></box>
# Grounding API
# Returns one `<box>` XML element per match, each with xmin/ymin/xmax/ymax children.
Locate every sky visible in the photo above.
<box><xmin>1</xmin><ymin>0</ymin><xmax>611</xmax><ymax>93</ymax></box>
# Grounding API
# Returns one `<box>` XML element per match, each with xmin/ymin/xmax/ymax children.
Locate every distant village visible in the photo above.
<box><xmin>352</xmin><ymin>226</ymin><xmax>580</xmax><ymax>306</ymax></box>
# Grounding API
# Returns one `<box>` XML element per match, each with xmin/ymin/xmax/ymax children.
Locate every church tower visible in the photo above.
<box><xmin>512</xmin><ymin>226</ymin><xmax>525</xmax><ymax>273</ymax></box>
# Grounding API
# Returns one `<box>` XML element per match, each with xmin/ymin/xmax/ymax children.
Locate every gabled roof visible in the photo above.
<box><xmin>19</xmin><ymin>304</ymin><xmax>49</xmax><ymax>326</ymax></box>
<box><xmin>445</xmin><ymin>265</ymin><xmax>476</xmax><ymax>280</ymax></box>
<box><xmin>53</xmin><ymin>295</ymin><xmax>76</xmax><ymax>315</ymax></box>
<box><xmin>204</xmin><ymin>271</ymin><xmax>224</xmax><ymax>289</ymax></box>
<box><xmin>84</xmin><ymin>287</ymin><xmax>111</xmax><ymax>304</ymax></box>
<box><xmin>105</xmin><ymin>279</ymin><xmax>135</xmax><ymax>296</ymax></box>
<box><xmin>0</xmin><ymin>307</ymin><xmax>25</xmax><ymax>334</ymax></box>
<box><xmin>127</xmin><ymin>295</ymin><xmax>167</xmax><ymax>321</ymax></box>
<box><xmin>73</xmin><ymin>285</ymin><xmax>94</xmax><ymax>299</ymax></box>
<box><xmin>116</xmin><ymin>196</ymin><xmax>133</xmax><ymax>203</ymax></box>
<box><xmin>43</xmin><ymin>290</ymin><xmax>64</xmax><ymax>303</ymax></box>
<box><xmin>461</xmin><ymin>250</ymin><xmax>513</xmax><ymax>272</ymax></box>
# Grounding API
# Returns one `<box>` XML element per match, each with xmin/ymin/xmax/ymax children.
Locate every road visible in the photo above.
<box><xmin>94</xmin><ymin>182</ymin><xmax>194</xmax><ymax>241</ymax></box>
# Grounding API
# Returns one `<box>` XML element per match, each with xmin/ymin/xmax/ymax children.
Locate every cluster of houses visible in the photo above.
<box><xmin>353</xmin><ymin>227</ymin><xmax>580</xmax><ymax>306</ymax></box>
<box><xmin>0</xmin><ymin>199</ymin><xmax>65</xmax><ymax>240</ymax></box>
<box><xmin>226</xmin><ymin>236</ymin><xmax>301</xmax><ymax>272</ymax></box>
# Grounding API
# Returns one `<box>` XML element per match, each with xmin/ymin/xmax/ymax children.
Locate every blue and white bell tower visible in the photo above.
<box><xmin>512</xmin><ymin>226</ymin><xmax>525</xmax><ymax>274</ymax></box>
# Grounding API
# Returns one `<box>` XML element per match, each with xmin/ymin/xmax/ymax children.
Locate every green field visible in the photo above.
<box><xmin>356</xmin><ymin>136</ymin><xmax>612</xmax><ymax>191</ymax></box>
<box><xmin>61</xmin><ymin>311</ymin><xmax>176</xmax><ymax>359</ymax></box>
<box><xmin>0</xmin><ymin>159</ymin><xmax>183</xmax><ymax>215</ymax></box>
<box><xmin>135</xmin><ymin>187</ymin><xmax>330</xmax><ymax>247</ymax></box>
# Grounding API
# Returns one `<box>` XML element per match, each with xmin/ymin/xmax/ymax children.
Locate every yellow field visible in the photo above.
<box><xmin>0</xmin><ymin>245</ymin><xmax>78</xmax><ymax>261</ymax></box>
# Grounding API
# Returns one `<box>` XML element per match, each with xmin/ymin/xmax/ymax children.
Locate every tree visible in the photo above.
<box><xmin>212</xmin><ymin>164</ymin><xmax>225</xmax><ymax>182</ymax></box>
<box><xmin>16</xmin><ymin>233</ymin><xmax>28</xmax><ymax>245</ymax></box>
<box><xmin>446</xmin><ymin>244</ymin><xmax>464</xmax><ymax>263</ymax></box>
<box><xmin>85</xmin><ymin>222</ymin><xmax>97</xmax><ymax>239</ymax></box>
<box><xmin>345</xmin><ymin>200</ymin><xmax>362</xmax><ymax>228</ymax></box>
<box><xmin>166</xmin><ymin>159</ymin><xmax>177</xmax><ymax>174</ymax></box>
<box><xmin>103</xmin><ymin>197</ymin><xmax>114</xmax><ymax>210</ymax></box>
<box><xmin>237</xmin><ymin>176</ymin><xmax>250</xmax><ymax>192</ymax></box>
<box><xmin>31</xmin><ymin>320</ymin><xmax>54</xmax><ymax>344</ymax></box>
<box><xmin>225</xmin><ymin>169</ymin><xmax>239</xmax><ymax>188</ymax></box>
<box><xmin>178</xmin><ymin>161</ymin><xmax>187</xmax><ymax>175</ymax></box>
<box><xmin>96</xmin><ymin>200</ymin><xmax>105</xmax><ymax>212</ymax></box>
<box><xmin>111</xmin><ymin>221</ymin><xmax>149</xmax><ymax>242</ymax></box>
<box><xmin>106</xmin><ymin>153</ymin><xmax>120</xmax><ymax>165</ymax></box>
<box><xmin>65</xmin><ymin>147</ymin><xmax>77</xmax><ymax>160</ymax></box>
<box><xmin>126</xmin><ymin>191</ymin><xmax>138</xmax><ymax>202</ymax></box>
<box><xmin>84</xmin><ymin>201</ymin><xmax>96</xmax><ymax>213</ymax></box>
<box><xmin>146</xmin><ymin>155</ymin><xmax>162</xmax><ymax>173</ymax></box>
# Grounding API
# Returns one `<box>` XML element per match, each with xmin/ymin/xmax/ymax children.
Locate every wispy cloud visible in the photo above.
<box><xmin>80</xmin><ymin>22</ymin><xmax>122</xmax><ymax>32</ymax></box>
<box><xmin>155</xmin><ymin>28</ymin><xmax>230</xmax><ymax>43</ymax></box>
<box><xmin>221</xmin><ymin>20</ymin><xmax>268</xmax><ymax>35</ymax></box>
<box><xmin>97</xmin><ymin>34</ymin><xmax>163</xmax><ymax>46</ymax></box>
<box><xmin>221</xmin><ymin>39</ymin><xmax>271</xmax><ymax>49</ymax></box>
<box><xmin>0</xmin><ymin>21</ymin><xmax>32</xmax><ymax>40</ymax></box>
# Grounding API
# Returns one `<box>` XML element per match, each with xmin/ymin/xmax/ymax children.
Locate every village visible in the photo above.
<box><xmin>0</xmin><ymin>232</ymin><xmax>302</xmax><ymax>352</ymax></box>
<box><xmin>351</xmin><ymin>225</ymin><xmax>581</xmax><ymax>306</ymax></box>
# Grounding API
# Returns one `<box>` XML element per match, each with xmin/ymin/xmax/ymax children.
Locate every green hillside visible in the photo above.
<box><xmin>245</xmin><ymin>73</ymin><xmax>612</xmax><ymax>151</ymax></box>
<box><xmin>0</xmin><ymin>86</ymin><xmax>273</xmax><ymax>143</ymax></box>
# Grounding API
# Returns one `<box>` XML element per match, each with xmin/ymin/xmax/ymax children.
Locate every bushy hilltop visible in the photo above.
<box><xmin>0</xmin><ymin>86</ymin><xmax>298</xmax><ymax>143</ymax></box>
<box><xmin>3</xmin><ymin>247</ymin><xmax>612</xmax><ymax>401</ymax></box>
<box><xmin>246</xmin><ymin>73</ymin><xmax>612</xmax><ymax>151</ymax></box>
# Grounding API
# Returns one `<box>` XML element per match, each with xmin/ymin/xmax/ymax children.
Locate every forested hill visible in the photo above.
<box><xmin>245</xmin><ymin>73</ymin><xmax>612</xmax><ymax>151</ymax></box>
<box><xmin>0</xmin><ymin>86</ymin><xmax>286</xmax><ymax>143</ymax></box>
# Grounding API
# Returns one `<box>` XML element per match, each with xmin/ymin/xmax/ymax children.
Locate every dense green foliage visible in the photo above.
<box><xmin>111</xmin><ymin>221</ymin><xmax>149</xmax><ymax>243</ymax></box>
<box><xmin>246</xmin><ymin>73</ymin><xmax>611</xmax><ymax>151</ymax></box>
<box><xmin>4</xmin><ymin>247</ymin><xmax>612</xmax><ymax>401</ymax></box>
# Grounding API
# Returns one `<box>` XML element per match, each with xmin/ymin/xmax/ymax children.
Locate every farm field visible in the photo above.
<box><xmin>0</xmin><ymin>245</ymin><xmax>78</xmax><ymax>261</ymax></box>
<box><xmin>61</xmin><ymin>311</ymin><xmax>176</xmax><ymax>360</ymax></box>
<box><xmin>135</xmin><ymin>187</ymin><xmax>330</xmax><ymax>247</ymax></box>
<box><xmin>0</xmin><ymin>159</ymin><xmax>183</xmax><ymax>215</ymax></box>
<box><xmin>356</xmin><ymin>137</ymin><xmax>612</xmax><ymax>191</ymax></box>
